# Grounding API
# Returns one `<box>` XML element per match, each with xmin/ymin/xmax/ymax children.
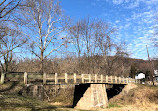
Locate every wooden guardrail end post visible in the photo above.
<box><xmin>1</xmin><ymin>72</ymin><xmax>5</xmax><ymax>84</ymax></box>
<box><xmin>74</xmin><ymin>73</ymin><xmax>76</xmax><ymax>83</ymax></box>
<box><xmin>24</xmin><ymin>72</ymin><xmax>28</xmax><ymax>84</ymax></box>
<box><xmin>65</xmin><ymin>73</ymin><xmax>68</xmax><ymax>83</ymax></box>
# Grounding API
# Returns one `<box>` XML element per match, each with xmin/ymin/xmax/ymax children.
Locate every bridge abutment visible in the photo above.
<box><xmin>75</xmin><ymin>84</ymin><xmax>108</xmax><ymax>110</ymax></box>
<box><xmin>22</xmin><ymin>84</ymin><xmax>75</xmax><ymax>106</ymax></box>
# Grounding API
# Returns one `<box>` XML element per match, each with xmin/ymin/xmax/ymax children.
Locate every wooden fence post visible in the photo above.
<box><xmin>101</xmin><ymin>75</ymin><xmax>103</xmax><ymax>83</ymax></box>
<box><xmin>0</xmin><ymin>72</ymin><xmax>5</xmax><ymax>84</ymax></box>
<box><xmin>89</xmin><ymin>74</ymin><xmax>91</xmax><ymax>83</ymax></box>
<box><xmin>119</xmin><ymin>77</ymin><xmax>121</xmax><ymax>84</ymax></box>
<box><xmin>55</xmin><ymin>73</ymin><xmax>58</xmax><ymax>84</ymax></box>
<box><xmin>110</xmin><ymin>76</ymin><xmax>113</xmax><ymax>83</ymax></box>
<box><xmin>135</xmin><ymin>79</ymin><xmax>138</xmax><ymax>83</ymax></box>
<box><xmin>125</xmin><ymin>78</ymin><xmax>127</xmax><ymax>83</ymax></box>
<box><xmin>65</xmin><ymin>73</ymin><xmax>68</xmax><ymax>83</ymax></box>
<box><xmin>81</xmin><ymin>74</ymin><xmax>84</xmax><ymax>83</ymax></box>
<box><xmin>124</xmin><ymin>78</ymin><xmax>126</xmax><ymax>83</ymax></box>
<box><xmin>122</xmin><ymin>77</ymin><xmax>125</xmax><ymax>84</ymax></box>
<box><xmin>127</xmin><ymin>78</ymin><xmax>129</xmax><ymax>83</ymax></box>
<box><xmin>115</xmin><ymin>76</ymin><xmax>117</xmax><ymax>83</ymax></box>
<box><xmin>24</xmin><ymin>72</ymin><xmax>28</xmax><ymax>84</ymax></box>
<box><xmin>43</xmin><ymin>73</ymin><xmax>46</xmax><ymax>85</ymax></box>
<box><xmin>95</xmin><ymin>74</ymin><xmax>97</xmax><ymax>83</ymax></box>
<box><xmin>134</xmin><ymin>79</ymin><xmax>136</xmax><ymax>83</ymax></box>
<box><xmin>106</xmin><ymin>75</ymin><xmax>108</xmax><ymax>83</ymax></box>
<box><xmin>130</xmin><ymin>78</ymin><xmax>132</xmax><ymax>83</ymax></box>
<box><xmin>139</xmin><ymin>80</ymin><xmax>141</xmax><ymax>84</ymax></box>
<box><xmin>132</xmin><ymin>78</ymin><xmax>134</xmax><ymax>83</ymax></box>
<box><xmin>74</xmin><ymin>73</ymin><xmax>76</xmax><ymax>83</ymax></box>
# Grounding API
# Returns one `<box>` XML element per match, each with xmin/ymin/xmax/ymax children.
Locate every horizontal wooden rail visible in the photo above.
<box><xmin>0</xmin><ymin>72</ymin><xmax>143</xmax><ymax>85</ymax></box>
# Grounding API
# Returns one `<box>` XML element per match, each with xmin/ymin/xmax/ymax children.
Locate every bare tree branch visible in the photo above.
<box><xmin>0</xmin><ymin>0</ymin><xmax>21</xmax><ymax>19</ymax></box>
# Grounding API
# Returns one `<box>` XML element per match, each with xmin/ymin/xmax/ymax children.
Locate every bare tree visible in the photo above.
<box><xmin>19</xmin><ymin>0</ymin><xmax>68</xmax><ymax>73</ymax></box>
<box><xmin>0</xmin><ymin>27</ymin><xmax>27</xmax><ymax>72</ymax></box>
<box><xmin>93</xmin><ymin>20</ymin><xmax>128</xmax><ymax>75</ymax></box>
<box><xmin>81</xmin><ymin>18</ymin><xmax>93</xmax><ymax>74</ymax></box>
<box><xmin>69</xmin><ymin>18</ymin><xmax>98</xmax><ymax>74</ymax></box>
<box><xmin>0</xmin><ymin>0</ymin><xmax>22</xmax><ymax>61</ymax></box>
<box><xmin>69</xmin><ymin>18</ymin><xmax>128</xmax><ymax>74</ymax></box>
<box><xmin>69</xmin><ymin>21</ymin><xmax>84</xmax><ymax>73</ymax></box>
<box><xmin>73</xmin><ymin>18</ymin><xmax>96</xmax><ymax>74</ymax></box>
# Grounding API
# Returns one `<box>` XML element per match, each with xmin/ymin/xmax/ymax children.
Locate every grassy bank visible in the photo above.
<box><xmin>0</xmin><ymin>82</ymin><xmax>80</xmax><ymax>111</ymax></box>
<box><xmin>108</xmin><ymin>84</ymin><xmax>158</xmax><ymax>111</ymax></box>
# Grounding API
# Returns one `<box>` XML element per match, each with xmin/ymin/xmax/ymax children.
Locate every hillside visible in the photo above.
<box><xmin>4</xmin><ymin>56</ymin><xmax>156</xmax><ymax>79</ymax></box>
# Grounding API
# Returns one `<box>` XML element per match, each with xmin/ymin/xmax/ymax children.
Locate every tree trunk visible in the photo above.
<box><xmin>40</xmin><ymin>51</ymin><xmax>44</xmax><ymax>73</ymax></box>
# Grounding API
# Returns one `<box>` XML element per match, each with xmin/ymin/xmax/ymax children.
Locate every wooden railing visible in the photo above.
<box><xmin>0</xmin><ymin>72</ymin><xmax>139</xmax><ymax>85</ymax></box>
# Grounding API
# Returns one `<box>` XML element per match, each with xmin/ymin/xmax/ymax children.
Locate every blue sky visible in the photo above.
<box><xmin>60</xmin><ymin>0</ymin><xmax>158</xmax><ymax>60</ymax></box>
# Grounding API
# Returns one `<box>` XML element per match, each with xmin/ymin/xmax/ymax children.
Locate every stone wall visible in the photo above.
<box><xmin>22</xmin><ymin>84</ymin><xmax>75</xmax><ymax>106</ymax></box>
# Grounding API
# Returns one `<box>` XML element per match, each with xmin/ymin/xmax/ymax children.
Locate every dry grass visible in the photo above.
<box><xmin>0</xmin><ymin>92</ymin><xmax>87</xmax><ymax>111</ymax></box>
<box><xmin>100</xmin><ymin>104</ymin><xmax>158</xmax><ymax>111</ymax></box>
<box><xmin>0</xmin><ymin>82</ymin><xmax>81</xmax><ymax>111</ymax></box>
<box><xmin>108</xmin><ymin>83</ymin><xmax>158</xmax><ymax>111</ymax></box>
